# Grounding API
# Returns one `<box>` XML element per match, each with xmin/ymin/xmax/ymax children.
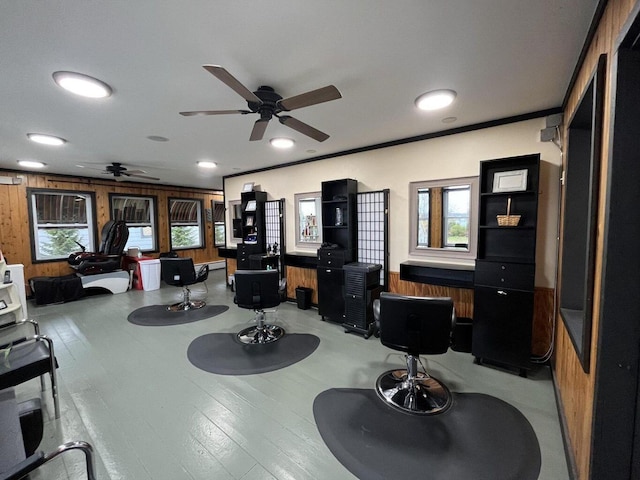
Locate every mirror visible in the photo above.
<box><xmin>409</xmin><ymin>176</ymin><xmax>479</xmax><ymax>260</ymax></box>
<box><xmin>294</xmin><ymin>192</ymin><xmax>322</xmax><ymax>248</ymax></box>
<box><xmin>559</xmin><ymin>54</ymin><xmax>605</xmax><ymax>373</ymax></box>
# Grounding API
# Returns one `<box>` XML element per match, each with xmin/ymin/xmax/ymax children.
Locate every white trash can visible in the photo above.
<box><xmin>139</xmin><ymin>259</ymin><xmax>161</xmax><ymax>291</ymax></box>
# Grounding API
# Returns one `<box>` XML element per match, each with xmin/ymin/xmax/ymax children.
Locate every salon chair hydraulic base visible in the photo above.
<box><xmin>236</xmin><ymin>311</ymin><xmax>285</xmax><ymax>345</ymax></box>
<box><xmin>376</xmin><ymin>354</ymin><xmax>452</xmax><ymax>415</ymax></box>
<box><xmin>167</xmin><ymin>287</ymin><xmax>206</xmax><ymax>311</ymax></box>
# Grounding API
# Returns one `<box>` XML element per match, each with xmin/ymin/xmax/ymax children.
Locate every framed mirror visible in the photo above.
<box><xmin>559</xmin><ymin>54</ymin><xmax>606</xmax><ymax>372</ymax></box>
<box><xmin>409</xmin><ymin>176</ymin><xmax>479</xmax><ymax>260</ymax></box>
<box><xmin>294</xmin><ymin>192</ymin><xmax>322</xmax><ymax>248</ymax></box>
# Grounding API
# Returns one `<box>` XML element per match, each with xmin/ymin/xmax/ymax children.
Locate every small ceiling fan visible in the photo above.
<box><xmin>79</xmin><ymin>162</ymin><xmax>160</xmax><ymax>181</ymax></box>
<box><xmin>180</xmin><ymin>65</ymin><xmax>342</xmax><ymax>142</ymax></box>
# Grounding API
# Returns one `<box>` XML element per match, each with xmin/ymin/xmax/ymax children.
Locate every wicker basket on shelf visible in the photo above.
<box><xmin>496</xmin><ymin>197</ymin><xmax>521</xmax><ymax>226</ymax></box>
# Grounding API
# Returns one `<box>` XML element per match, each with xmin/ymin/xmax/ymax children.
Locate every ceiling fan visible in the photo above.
<box><xmin>180</xmin><ymin>65</ymin><xmax>342</xmax><ymax>142</ymax></box>
<box><xmin>79</xmin><ymin>162</ymin><xmax>160</xmax><ymax>182</ymax></box>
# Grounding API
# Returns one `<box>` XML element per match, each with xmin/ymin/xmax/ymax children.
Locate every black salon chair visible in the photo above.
<box><xmin>1</xmin><ymin>440</ymin><xmax>96</xmax><ymax>480</ymax></box>
<box><xmin>374</xmin><ymin>292</ymin><xmax>455</xmax><ymax>415</ymax></box>
<box><xmin>160</xmin><ymin>258</ymin><xmax>209</xmax><ymax>311</ymax></box>
<box><xmin>234</xmin><ymin>269</ymin><xmax>285</xmax><ymax>344</ymax></box>
<box><xmin>0</xmin><ymin>319</ymin><xmax>59</xmax><ymax>419</ymax></box>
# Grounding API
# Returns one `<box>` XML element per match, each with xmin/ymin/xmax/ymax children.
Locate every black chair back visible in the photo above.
<box><xmin>160</xmin><ymin>258</ymin><xmax>197</xmax><ymax>286</ymax></box>
<box><xmin>234</xmin><ymin>270</ymin><xmax>281</xmax><ymax>310</ymax></box>
<box><xmin>378</xmin><ymin>292</ymin><xmax>454</xmax><ymax>356</ymax></box>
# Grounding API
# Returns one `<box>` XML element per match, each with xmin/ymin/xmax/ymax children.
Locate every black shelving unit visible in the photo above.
<box><xmin>317</xmin><ymin>179</ymin><xmax>357</xmax><ymax>323</ymax></box>
<box><xmin>472</xmin><ymin>154</ymin><xmax>539</xmax><ymax>376</ymax></box>
<box><xmin>238</xmin><ymin>190</ymin><xmax>267</xmax><ymax>269</ymax></box>
<box><xmin>320</xmin><ymin>179</ymin><xmax>357</xmax><ymax>261</ymax></box>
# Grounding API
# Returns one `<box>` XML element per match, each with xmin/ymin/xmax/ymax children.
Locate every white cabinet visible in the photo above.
<box><xmin>0</xmin><ymin>260</ymin><xmax>25</xmax><ymax>326</ymax></box>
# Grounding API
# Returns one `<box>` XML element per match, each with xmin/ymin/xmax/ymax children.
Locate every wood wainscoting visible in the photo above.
<box><xmin>264</xmin><ymin>265</ymin><xmax>555</xmax><ymax>358</ymax></box>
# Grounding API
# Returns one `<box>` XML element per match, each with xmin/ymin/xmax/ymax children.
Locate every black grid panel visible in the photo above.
<box><xmin>265</xmin><ymin>200</ymin><xmax>282</xmax><ymax>251</ymax></box>
<box><xmin>357</xmin><ymin>190</ymin><xmax>389</xmax><ymax>287</ymax></box>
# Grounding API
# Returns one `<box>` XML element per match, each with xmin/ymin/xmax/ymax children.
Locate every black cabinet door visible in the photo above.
<box><xmin>472</xmin><ymin>286</ymin><xmax>533</xmax><ymax>369</ymax></box>
<box><xmin>317</xmin><ymin>267</ymin><xmax>344</xmax><ymax>322</ymax></box>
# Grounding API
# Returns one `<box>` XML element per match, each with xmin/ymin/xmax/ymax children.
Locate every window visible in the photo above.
<box><xmin>294</xmin><ymin>192</ymin><xmax>322</xmax><ymax>248</ymax></box>
<box><xmin>409</xmin><ymin>176</ymin><xmax>478</xmax><ymax>260</ymax></box>
<box><xmin>443</xmin><ymin>186</ymin><xmax>471</xmax><ymax>248</ymax></box>
<box><xmin>212</xmin><ymin>201</ymin><xmax>225</xmax><ymax>247</ymax></box>
<box><xmin>28</xmin><ymin>189</ymin><xmax>96</xmax><ymax>261</ymax></box>
<box><xmin>168</xmin><ymin>198</ymin><xmax>204</xmax><ymax>249</ymax></box>
<box><xmin>110</xmin><ymin>194</ymin><xmax>158</xmax><ymax>252</ymax></box>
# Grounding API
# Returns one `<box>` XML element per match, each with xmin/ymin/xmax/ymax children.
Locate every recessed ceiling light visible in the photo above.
<box><xmin>197</xmin><ymin>161</ymin><xmax>217</xmax><ymax>169</ymax></box>
<box><xmin>270</xmin><ymin>137</ymin><xmax>294</xmax><ymax>149</ymax></box>
<box><xmin>18</xmin><ymin>160</ymin><xmax>46</xmax><ymax>169</ymax></box>
<box><xmin>52</xmin><ymin>71</ymin><xmax>112</xmax><ymax>98</ymax></box>
<box><xmin>27</xmin><ymin>133</ymin><xmax>66</xmax><ymax>146</ymax></box>
<box><xmin>415</xmin><ymin>89</ymin><xmax>457</xmax><ymax>111</ymax></box>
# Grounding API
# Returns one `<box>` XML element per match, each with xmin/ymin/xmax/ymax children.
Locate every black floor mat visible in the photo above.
<box><xmin>127</xmin><ymin>305</ymin><xmax>229</xmax><ymax>326</ymax></box>
<box><xmin>187</xmin><ymin>333</ymin><xmax>320</xmax><ymax>375</ymax></box>
<box><xmin>313</xmin><ymin>388</ymin><xmax>541</xmax><ymax>480</ymax></box>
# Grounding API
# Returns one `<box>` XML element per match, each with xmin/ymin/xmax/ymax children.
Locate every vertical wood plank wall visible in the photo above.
<box><xmin>554</xmin><ymin>1</ymin><xmax>638</xmax><ymax>478</ymax></box>
<box><xmin>0</xmin><ymin>170</ymin><xmax>223</xmax><ymax>290</ymax></box>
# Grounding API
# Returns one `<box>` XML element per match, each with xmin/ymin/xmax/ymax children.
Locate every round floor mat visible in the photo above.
<box><xmin>127</xmin><ymin>304</ymin><xmax>229</xmax><ymax>326</ymax></box>
<box><xmin>313</xmin><ymin>388</ymin><xmax>541</xmax><ymax>480</ymax></box>
<box><xmin>187</xmin><ymin>332</ymin><xmax>320</xmax><ymax>375</ymax></box>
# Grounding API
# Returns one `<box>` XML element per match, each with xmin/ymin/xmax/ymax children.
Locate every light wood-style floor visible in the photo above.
<box><xmin>13</xmin><ymin>268</ymin><xmax>569</xmax><ymax>479</ymax></box>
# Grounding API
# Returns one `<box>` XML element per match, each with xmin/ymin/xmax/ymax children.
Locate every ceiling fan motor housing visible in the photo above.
<box><xmin>249</xmin><ymin>86</ymin><xmax>283</xmax><ymax>120</ymax></box>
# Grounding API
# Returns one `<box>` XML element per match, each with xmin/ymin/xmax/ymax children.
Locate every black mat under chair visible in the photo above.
<box><xmin>313</xmin><ymin>388</ymin><xmax>541</xmax><ymax>480</ymax></box>
<box><xmin>187</xmin><ymin>333</ymin><xmax>320</xmax><ymax>375</ymax></box>
<box><xmin>127</xmin><ymin>305</ymin><xmax>228</xmax><ymax>326</ymax></box>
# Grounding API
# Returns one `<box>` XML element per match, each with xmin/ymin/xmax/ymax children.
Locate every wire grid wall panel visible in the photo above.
<box><xmin>265</xmin><ymin>199</ymin><xmax>285</xmax><ymax>271</ymax></box>
<box><xmin>357</xmin><ymin>190</ymin><xmax>389</xmax><ymax>287</ymax></box>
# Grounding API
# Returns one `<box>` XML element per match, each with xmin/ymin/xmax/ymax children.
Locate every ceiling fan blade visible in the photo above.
<box><xmin>180</xmin><ymin>109</ymin><xmax>251</xmax><ymax>116</ymax></box>
<box><xmin>279</xmin><ymin>115</ymin><xmax>330</xmax><ymax>142</ymax></box>
<box><xmin>202</xmin><ymin>65</ymin><xmax>262</xmax><ymax>104</ymax></box>
<box><xmin>278</xmin><ymin>85</ymin><xmax>342</xmax><ymax>111</ymax></box>
<box><xmin>125</xmin><ymin>173</ymin><xmax>160</xmax><ymax>181</ymax></box>
<box><xmin>250</xmin><ymin>119</ymin><xmax>269</xmax><ymax>141</ymax></box>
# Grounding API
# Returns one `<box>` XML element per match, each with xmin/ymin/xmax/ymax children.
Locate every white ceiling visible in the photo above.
<box><xmin>0</xmin><ymin>1</ymin><xmax>598</xmax><ymax>190</ymax></box>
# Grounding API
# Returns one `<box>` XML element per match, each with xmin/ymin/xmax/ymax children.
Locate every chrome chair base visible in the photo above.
<box><xmin>167</xmin><ymin>300</ymin><xmax>206</xmax><ymax>311</ymax></box>
<box><xmin>236</xmin><ymin>325</ymin><xmax>285</xmax><ymax>344</ymax></box>
<box><xmin>376</xmin><ymin>369</ymin><xmax>452</xmax><ymax>415</ymax></box>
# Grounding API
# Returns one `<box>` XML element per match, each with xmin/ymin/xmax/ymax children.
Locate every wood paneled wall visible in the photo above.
<box><xmin>0</xmin><ymin>170</ymin><xmax>223</xmax><ymax>291</ymax></box>
<box><xmin>554</xmin><ymin>1</ymin><xmax>639</xmax><ymax>479</ymax></box>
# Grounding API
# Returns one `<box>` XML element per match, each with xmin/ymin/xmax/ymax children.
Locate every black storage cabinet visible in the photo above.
<box><xmin>317</xmin><ymin>248</ymin><xmax>347</xmax><ymax>323</ymax></box>
<box><xmin>472</xmin><ymin>154</ymin><xmax>539</xmax><ymax>376</ymax></box>
<box><xmin>343</xmin><ymin>262</ymin><xmax>382</xmax><ymax>338</ymax></box>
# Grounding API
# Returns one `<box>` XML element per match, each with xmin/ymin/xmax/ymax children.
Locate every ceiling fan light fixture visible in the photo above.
<box><xmin>27</xmin><ymin>133</ymin><xmax>66</xmax><ymax>146</ymax></box>
<box><xmin>18</xmin><ymin>160</ymin><xmax>46</xmax><ymax>169</ymax></box>
<box><xmin>415</xmin><ymin>89</ymin><xmax>456</xmax><ymax>111</ymax></box>
<box><xmin>197</xmin><ymin>161</ymin><xmax>217</xmax><ymax>168</ymax></box>
<box><xmin>270</xmin><ymin>137</ymin><xmax>295</xmax><ymax>149</ymax></box>
<box><xmin>53</xmin><ymin>71</ymin><xmax>112</xmax><ymax>98</ymax></box>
